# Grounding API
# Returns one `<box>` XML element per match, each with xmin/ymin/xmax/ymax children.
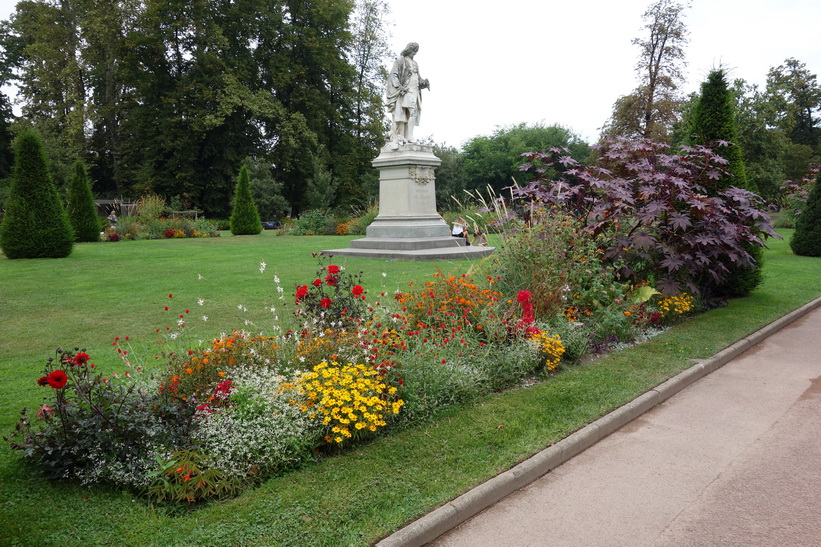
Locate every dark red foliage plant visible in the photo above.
<box><xmin>514</xmin><ymin>138</ymin><xmax>779</xmax><ymax>295</ymax></box>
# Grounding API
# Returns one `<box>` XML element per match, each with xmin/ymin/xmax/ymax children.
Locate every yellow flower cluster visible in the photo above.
<box><xmin>658</xmin><ymin>293</ymin><xmax>695</xmax><ymax>319</ymax></box>
<box><xmin>529</xmin><ymin>331</ymin><xmax>566</xmax><ymax>371</ymax></box>
<box><xmin>287</xmin><ymin>361</ymin><xmax>403</xmax><ymax>444</ymax></box>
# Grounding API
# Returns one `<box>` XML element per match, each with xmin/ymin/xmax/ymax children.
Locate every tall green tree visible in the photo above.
<box><xmin>244</xmin><ymin>157</ymin><xmax>290</xmax><ymax>221</ymax></box>
<box><xmin>1</xmin><ymin>130</ymin><xmax>74</xmax><ymax>258</ymax></box>
<box><xmin>765</xmin><ymin>58</ymin><xmax>821</xmax><ymax>149</ymax></box>
<box><xmin>461</xmin><ymin>123</ymin><xmax>591</xmax><ymax>194</ymax></box>
<box><xmin>688</xmin><ymin>69</ymin><xmax>752</xmax><ymax>193</ymax></box>
<box><xmin>66</xmin><ymin>159</ymin><xmax>100</xmax><ymax>242</ymax></box>
<box><xmin>433</xmin><ymin>144</ymin><xmax>468</xmax><ymax>211</ymax></box>
<box><xmin>229</xmin><ymin>164</ymin><xmax>262</xmax><ymax>235</ymax></box>
<box><xmin>604</xmin><ymin>0</ymin><xmax>689</xmax><ymax>142</ymax></box>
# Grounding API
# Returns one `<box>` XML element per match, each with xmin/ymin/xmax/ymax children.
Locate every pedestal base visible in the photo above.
<box><xmin>323</xmin><ymin>143</ymin><xmax>495</xmax><ymax>261</ymax></box>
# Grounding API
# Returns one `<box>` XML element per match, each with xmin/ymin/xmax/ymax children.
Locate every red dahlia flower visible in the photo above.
<box><xmin>352</xmin><ymin>285</ymin><xmax>364</xmax><ymax>296</ymax></box>
<box><xmin>37</xmin><ymin>376</ymin><xmax>50</xmax><ymax>387</ymax></box>
<box><xmin>47</xmin><ymin>370</ymin><xmax>68</xmax><ymax>389</ymax></box>
<box><xmin>312</xmin><ymin>278</ymin><xmax>322</xmax><ymax>287</ymax></box>
<box><xmin>73</xmin><ymin>352</ymin><xmax>90</xmax><ymax>366</ymax></box>
<box><xmin>325</xmin><ymin>275</ymin><xmax>338</xmax><ymax>286</ymax></box>
<box><xmin>320</xmin><ymin>297</ymin><xmax>332</xmax><ymax>308</ymax></box>
<box><xmin>327</xmin><ymin>264</ymin><xmax>340</xmax><ymax>274</ymax></box>
<box><xmin>295</xmin><ymin>285</ymin><xmax>309</xmax><ymax>301</ymax></box>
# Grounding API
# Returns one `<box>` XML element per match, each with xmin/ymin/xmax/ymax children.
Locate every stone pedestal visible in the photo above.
<box><xmin>323</xmin><ymin>143</ymin><xmax>494</xmax><ymax>261</ymax></box>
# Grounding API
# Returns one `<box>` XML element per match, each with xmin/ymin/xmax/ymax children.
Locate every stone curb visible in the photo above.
<box><xmin>376</xmin><ymin>296</ymin><xmax>821</xmax><ymax>547</ymax></box>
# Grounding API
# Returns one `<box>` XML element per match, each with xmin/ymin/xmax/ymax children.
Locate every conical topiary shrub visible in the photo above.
<box><xmin>67</xmin><ymin>159</ymin><xmax>101</xmax><ymax>242</ymax></box>
<box><xmin>0</xmin><ymin>130</ymin><xmax>74</xmax><ymax>258</ymax></box>
<box><xmin>791</xmin><ymin>173</ymin><xmax>821</xmax><ymax>257</ymax></box>
<box><xmin>229</xmin><ymin>164</ymin><xmax>263</xmax><ymax>235</ymax></box>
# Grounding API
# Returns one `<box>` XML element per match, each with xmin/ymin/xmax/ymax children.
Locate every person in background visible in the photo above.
<box><xmin>107</xmin><ymin>210</ymin><xmax>117</xmax><ymax>228</ymax></box>
<box><xmin>452</xmin><ymin>217</ymin><xmax>470</xmax><ymax>245</ymax></box>
<box><xmin>473</xmin><ymin>226</ymin><xmax>488</xmax><ymax>246</ymax></box>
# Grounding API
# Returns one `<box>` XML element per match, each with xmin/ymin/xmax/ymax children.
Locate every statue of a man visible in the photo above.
<box><xmin>386</xmin><ymin>42</ymin><xmax>429</xmax><ymax>144</ymax></box>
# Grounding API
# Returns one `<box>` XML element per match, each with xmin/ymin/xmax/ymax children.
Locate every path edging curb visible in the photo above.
<box><xmin>376</xmin><ymin>296</ymin><xmax>821</xmax><ymax>547</ymax></box>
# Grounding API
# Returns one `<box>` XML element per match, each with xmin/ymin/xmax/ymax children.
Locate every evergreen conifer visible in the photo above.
<box><xmin>690</xmin><ymin>69</ymin><xmax>763</xmax><ymax>297</ymax></box>
<box><xmin>790</xmin><ymin>174</ymin><xmax>821</xmax><ymax>256</ymax></box>
<box><xmin>67</xmin><ymin>159</ymin><xmax>101</xmax><ymax>242</ymax></box>
<box><xmin>229</xmin><ymin>165</ymin><xmax>262</xmax><ymax>235</ymax></box>
<box><xmin>0</xmin><ymin>130</ymin><xmax>74</xmax><ymax>258</ymax></box>
<box><xmin>688</xmin><ymin>69</ymin><xmax>754</xmax><ymax>194</ymax></box>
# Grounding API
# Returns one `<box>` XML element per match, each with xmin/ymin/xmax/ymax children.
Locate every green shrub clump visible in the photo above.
<box><xmin>67</xmin><ymin>159</ymin><xmax>101</xmax><ymax>242</ymax></box>
<box><xmin>791</xmin><ymin>171</ymin><xmax>821</xmax><ymax>256</ymax></box>
<box><xmin>0</xmin><ymin>130</ymin><xmax>74</xmax><ymax>258</ymax></box>
<box><xmin>229</xmin><ymin>165</ymin><xmax>263</xmax><ymax>235</ymax></box>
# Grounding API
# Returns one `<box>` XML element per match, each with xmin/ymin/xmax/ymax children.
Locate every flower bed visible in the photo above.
<box><xmin>6</xmin><ymin>256</ymin><xmax>701</xmax><ymax>505</ymax></box>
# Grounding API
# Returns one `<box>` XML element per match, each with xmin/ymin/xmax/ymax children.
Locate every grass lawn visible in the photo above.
<box><xmin>1</xmin><ymin>229</ymin><xmax>819</xmax><ymax>546</ymax></box>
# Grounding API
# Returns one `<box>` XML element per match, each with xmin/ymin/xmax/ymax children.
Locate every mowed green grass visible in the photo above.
<box><xmin>0</xmin><ymin>230</ymin><xmax>819</xmax><ymax>546</ymax></box>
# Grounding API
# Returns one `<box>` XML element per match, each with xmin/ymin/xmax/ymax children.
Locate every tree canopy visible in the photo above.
<box><xmin>1</xmin><ymin>0</ymin><xmax>390</xmax><ymax>218</ymax></box>
<box><xmin>603</xmin><ymin>0</ymin><xmax>689</xmax><ymax>143</ymax></box>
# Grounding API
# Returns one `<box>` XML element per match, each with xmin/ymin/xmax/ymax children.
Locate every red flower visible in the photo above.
<box><xmin>517</xmin><ymin>290</ymin><xmax>531</xmax><ymax>304</ymax></box>
<box><xmin>352</xmin><ymin>285</ymin><xmax>364</xmax><ymax>296</ymax></box>
<box><xmin>168</xmin><ymin>293</ymin><xmax>173</xmax><ymax>298</ymax></box>
<box><xmin>295</xmin><ymin>285</ymin><xmax>309</xmax><ymax>302</ymax></box>
<box><xmin>327</xmin><ymin>264</ymin><xmax>340</xmax><ymax>274</ymax></box>
<box><xmin>73</xmin><ymin>352</ymin><xmax>90</xmax><ymax>366</ymax></box>
<box><xmin>214</xmin><ymin>380</ymin><xmax>234</xmax><ymax>398</ymax></box>
<box><xmin>320</xmin><ymin>297</ymin><xmax>332</xmax><ymax>308</ymax></box>
<box><xmin>312</xmin><ymin>278</ymin><xmax>322</xmax><ymax>287</ymax></box>
<box><xmin>47</xmin><ymin>370</ymin><xmax>68</xmax><ymax>389</ymax></box>
<box><xmin>37</xmin><ymin>376</ymin><xmax>50</xmax><ymax>387</ymax></box>
<box><xmin>325</xmin><ymin>275</ymin><xmax>338</xmax><ymax>286</ymax></box>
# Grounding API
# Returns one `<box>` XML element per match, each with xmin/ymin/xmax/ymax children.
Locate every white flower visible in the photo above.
<box><xmin>197</xmin><ymin>274</ymin><xmax>204</xmax><ymax>280</ymax></box>
<box><xmin>382</xmin><ymin>272</ymin><xmax>387</xmax><ymax>277</ymax></box>
<box><xmin>202</xmin><ymin>316</ymin><xmax>208</xmax><ymax>322</ymax></box>
<box><xmin>169</xmin><ymin>332</ymin><xmax>179</xmax><ymax>339</ymax></box>
<box><xmin>274</xmin><ymin>275</ymin><xmax>280</xmax><ymax>284</ymax></box>
<box><xmin>259</xmin><ymin>261</ymin><xmax>266</xmax><ymax>273</ymax></box>
<box><xmin>197</xmin><ymin>298</ymin><xmax>204</xmax><ymax>306</ymax></box>
<box><xmin>277</xmin><ymin>286</ymin><xmax>284</xmax><ymax>293</ymax></box>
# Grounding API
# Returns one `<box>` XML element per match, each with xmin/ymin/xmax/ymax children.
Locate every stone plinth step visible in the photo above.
<box><xmin>349</xmin><ymin>236</ymin><xmax>466</xmax><ymax>251</ymax></box>
<box><xmin>321</xmin><ymin>245</ymin><xmax>495</xmax><ymax>261</ymax></box>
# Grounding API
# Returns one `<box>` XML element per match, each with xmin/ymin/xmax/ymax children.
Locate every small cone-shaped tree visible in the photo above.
<box><xmin>229</xmin><ymin>164</ymin><xmax>262</xmax><ymax>235</ymax></box>
<box><xmin>791</xmin><ymin>174</ymin><xmax>821</xmax><ymax>256</ymax></box>
<box><xmin>67</xmin><ymin>159</ymin><xmax>100</xmax><ymax>242</ymax></box>
<box><xmin>0</xmin><ymin>130</ymin><xmax>74</xmax><ymax>258</ymax></box>
<box><xmin>688</xmin><ymin>69</ymin><xmax>755</xmax><ymax>194</ymax></box>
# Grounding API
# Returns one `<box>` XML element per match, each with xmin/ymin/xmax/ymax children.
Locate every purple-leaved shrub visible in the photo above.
<box><xmin>514</xmin><ymin>138</ymin><xmax>779</xmax><ymax>295</ymax></box>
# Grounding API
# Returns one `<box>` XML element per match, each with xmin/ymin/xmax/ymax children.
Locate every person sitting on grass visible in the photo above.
<box><xmin>472</xmin><ymin>226</ymin><xmax>488</xmax><ymax>246</ymax></box>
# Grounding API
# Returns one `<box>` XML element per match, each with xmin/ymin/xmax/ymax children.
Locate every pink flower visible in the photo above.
<box><xmin>37</xmin><ymin>404</ymin><xmax>54</xmax><ymax>419</ymax></box>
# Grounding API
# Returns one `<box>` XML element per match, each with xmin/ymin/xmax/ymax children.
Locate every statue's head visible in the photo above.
<box><xmin>401</xmin><ymin>42</ymin><xmax>419</xmax><ymax>57</ymax></box>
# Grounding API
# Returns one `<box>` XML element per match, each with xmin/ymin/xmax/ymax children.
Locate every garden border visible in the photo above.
<box><xmin>376</xmin><ymin>295</ymin><xmax>821</xmax><ymax>547</ymax></box>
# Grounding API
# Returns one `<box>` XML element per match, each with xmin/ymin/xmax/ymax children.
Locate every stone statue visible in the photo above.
<box><xmin>386</xmin><ymin>42</ymin><xmax>430</xmax><ymax>145</ymax></box>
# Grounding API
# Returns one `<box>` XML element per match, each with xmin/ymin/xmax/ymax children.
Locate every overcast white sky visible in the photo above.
<box><xmin>383</xmin><ymin>0</ymin><xmax>821</xmax><ymax>148</ymax></box>
<box><xmin>1</xmin><ymin>0</ymin><xmax>820</xmax><ymax>149</ymax></box>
